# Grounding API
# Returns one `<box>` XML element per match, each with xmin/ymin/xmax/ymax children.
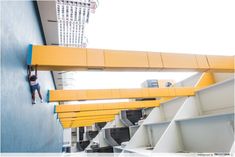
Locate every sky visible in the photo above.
<box><xmin>87</xmin><ymin>0</ymin><xmax>235</xmax><ymax>54</ymax></box>
<box><xmin>67</xmin><ymin>0</ymin><xmax>235</xmax><ymax>90</ymax></box>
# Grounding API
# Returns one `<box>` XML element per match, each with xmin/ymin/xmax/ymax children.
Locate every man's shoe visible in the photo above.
<box><xmin>32</xmin><ymin>100</ymin><xmax>36</xmax><ymax>104</ymax></box>
<box><xmin>40</xmin><ymin>99</ymin><xmax>44</xmax><ymax>103</ymax></box>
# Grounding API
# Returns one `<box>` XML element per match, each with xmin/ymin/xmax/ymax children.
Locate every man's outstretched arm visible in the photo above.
<box><xmin>35</xmin><ymin>65</ymin><xmax>38</xmax><ymax>77</ymax></box>
<box><xmin>27</xmin><ymin>65</ymin><xmax>31</xmax><ymax>80</ymax></box>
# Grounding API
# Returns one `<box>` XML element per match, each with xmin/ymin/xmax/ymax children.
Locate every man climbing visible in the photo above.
<box><xmin>27</xmin><ymin>65</ymin><xmax>43</xmax><ymax>104</ymax></box>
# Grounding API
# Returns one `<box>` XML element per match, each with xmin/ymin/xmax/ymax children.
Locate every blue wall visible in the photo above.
<box><xmin>1</xmin><ymin>1</ymin><xmax>63</xmax><ymax>152</ymax></box>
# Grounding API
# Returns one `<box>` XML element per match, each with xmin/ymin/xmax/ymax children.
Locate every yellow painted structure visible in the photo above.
<box><xmin>62</xmin><ymin>117</ymin><xmax>115</xmax><ymax>128</ymax></box>
<box><xmin>58</xmin><ymin>109</ymin><xmax>121</xmax><ymax>118</ymax></box>
<box><xmin>57</xmin><ymin>101</ymin><xmax>161</xmax><ymax>127</ymax></box>
<box><xmin>49</xmin><ymin>87</ymin><xmax>195</xmax><ymax>102</ymax></box>
<box><xmin>56</xmin><ymin>100</ymin><xmax>160</xmax><ymax>113</ymax></box>
<box><xmin>54</xmin><ymin>72</ymin><xmax>218</xmax><ymax>128</ymax></box>
<box><xmin>28</xmin><ymin>45</ymin><xmax>234</xmax><ymax>72</ymax></box>
<box><xmin>158</xmin><ymin>72</ymin><xmax>216</xmax><ymax>104</ymax></box>
<box><xmin>60</xmin><ymin>115</ymin><xmax>115</xmax><ymax>122</ymax></box>
<box><xmin>194</xmin><ymin>72</ymin><xmax>215</xmax><ymax>90</ymax></box>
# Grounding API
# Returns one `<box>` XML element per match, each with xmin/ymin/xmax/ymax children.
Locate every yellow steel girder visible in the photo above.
<box><xmin>48</xmin><ymin>87</ymin><xmax>195</xmax><ymax>102</ymax></box>
<box><xmin>58</xmin><ymin>72</ymin><xmax>217</xmax><ymax>128</ymax></box>
<box><xmin>57</xmin><ymin>101</ymin><xmax>160</xmax><ymax>128</ymax></box>
<box><xmin>58</xmin><ymin>109</ymin><xmax>121</xmax><ymax>119</ymax></box>
<box><xmin>158</xmin><ymin>72</ymin><xmax>216</xmax><ymax>104</ymax></box>
<box><xmin>61</xmin><ymin>115</ymin><xmax>115</xmax><ymax>125</ymax></box>
<box><xmin>60</xmin><ymin>115</ymin><xmax>116</xmax><ymax>122</ymax></box>
<box><xmin>194</xmin><ymin>72</ymin><xmax>215</xmax><ymax>90</ymax></box>
<box><xmin>56</xmin><ymin>100</ymin><xmax>160</xmax><ymax>113</ymax></box>
<box><xmin>62</xmin><ymin>117</ymin><xmax>115</xmax><ymax>128</ymax></box>
<box><xmin>27</xmin><ymin>45</ymin><xmax>234</xmax><ymax>72</ymax></box>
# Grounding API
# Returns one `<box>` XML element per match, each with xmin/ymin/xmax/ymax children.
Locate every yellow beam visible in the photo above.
<box><xmin>58</xmin><ymin>109</ymin><xmax>121</xmax><ymax>118</ymax></box>
<box><xmin>56</xmin><ymin>100</ymin><xmax>160</xmax><ymax>113</ymax></box>
<box><xmin>57</xmin><ymin>72</ymin><xmax>216</xmax><ymax>128</ymax></box>
<box><xmin>49</xmin><ymin>87</ymin><xmax>195</xmax><ymax>102</ymax></box>
<box><xmin>27</xmin><ymin>45</ymin><xmax>234</xmax><ymax>72</ymax></box>
<box><xmin>195</xmin><ymin>72</ymin><xmax>215</xmax><ymax>90</ymax></box>
<box><xmin>61</xmin><ymin>115</ymin><xmax>115</xmax><ymax>125</ymax></box>
<box><xmin>159</xmin><ymin>72</ymin><xmax>216</xmax><ymax>104</ymax></box>
<box><xmin>60</xmin><ymin>115</ymin><xmax>115</xmax><ymax>122</ymax></box>
<box><xmin>57</xmin><ymin>101</ymin><xmax>160</xmax><ymax>128</ymax></box>
<box><xmin>59</xmin><ymin>72</ymin><xmax>216</xmax><ymax>128</ymax></box>
<box><xmin>61</xmin><ymin>117</ymin><xmax>115</xmax><ymax>128</ymax></box>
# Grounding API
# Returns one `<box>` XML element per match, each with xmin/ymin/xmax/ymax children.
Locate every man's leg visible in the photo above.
<box><xmin>37</xmin><ymin>85</ymin><xmax>43</xmax><ymax>102</ymax></box>
<box><xmin>32</xmin><ymin>92</ymin><xmax>36</xmax><ymax>104</ymax></box>
<box><xmin>37</xmin><ymin>89</ymin><xmax>43</xmax><ymax>100</ymax></box>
